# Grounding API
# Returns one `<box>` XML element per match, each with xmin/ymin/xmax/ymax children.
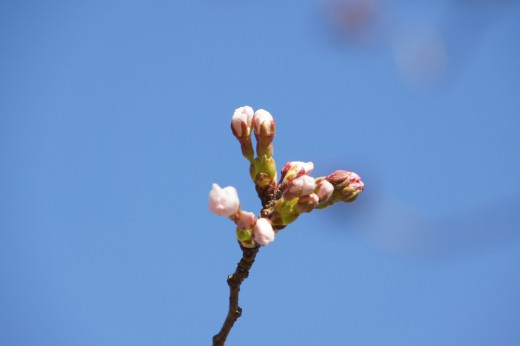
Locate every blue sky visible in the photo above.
<box><xmin>1</xmin><ymin>1</ymin><xmax>520</xmax><ymax>345</ymax></box>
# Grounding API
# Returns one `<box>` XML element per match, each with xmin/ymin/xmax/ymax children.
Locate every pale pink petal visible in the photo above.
<box><xmin>231</xmin><ymin>106</ymin><xmax>254</xmax><ymax>138</ymax></box>
<box><xmin>280</xmin><ymin>161</ymin><xmax>314</xmax><ymax>183</ymax></box>
<box><xmin>253</xmin><ymin>218</ymin><xmax>275</xmax><ymax>246</ymax></box>
<box><xmin>315</xmin><ymin>180</ymin><xmax>334</xmax><ymax>202</ymax></box>
<box><xmin>236</xmin><ymin>210</ymin><xmax>256</xmax><ymax>230</ymax></box>
<box><xmin>252</xmin><ymin>109</ymin><xmax>275</xmax><ymax>137</ymax></box>
<box><xmin>208</xmin><ymin>183</ymin><xmax>240</xmax><ymax>217</ymax></box>
<box><xmin>284</xmin><ymin>175</ymin><xmax>316</xmax><ymax>200</ymax></box>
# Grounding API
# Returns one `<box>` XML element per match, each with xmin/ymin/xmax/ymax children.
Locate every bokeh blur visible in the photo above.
<box><xmin>1</xmin><ymin>1</ymin><xmax>519</xmax><ymax>345</ymax></box>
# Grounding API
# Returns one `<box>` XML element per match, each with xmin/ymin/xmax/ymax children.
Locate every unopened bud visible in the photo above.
<box><xmin>231</xmin><ymin>106</ymin><xmax>255</xmax><ymax>162</ymax></box>
<box><xmin>235</xmin><ymin>210</ymin><xmax>256</xmax><ymax>230</ymax></box>
<box><xmin>231</xmin><ymin>106</ymin><xmax>254</xmax><ymax>138</ymax></box>
<box><xmin>296</xmin><ymin>193</ymin><xmax>319</xmax><ymax>213</ymax></box>
<box><xmin>339</xmin><ymin>180</ymin><xmax>364</xmax><ymax>202</ymax></box>
<box><xmin>315</xmin><ymin>170</ymin><xmax>365</xmax><ymax>208</ymax></box>
<box><xmin>280</xmin><ymin>161</ymin><xmax>314</xmax><ymax>184</ymax></box>
<box><xmin>253</xmin><ymin>109</ymin><xmax>276</xmax><ymax>157</ymax></box>
<box><xmin>208</xmin><ymin>183</ymin><xmax>240</xmax><ymax>217</ymax></box>
<box><xmin>252</xmin><ymin>109</ymin><xmax>275</xmax><ymax>138</ymax></box>
<box><xmin>253</xmin><ymin>218</ymin><xmax>275</xmax><ymax>246</ymax></box>
<box><xmin>326</xmin><ymin>170</ymin><xmax>362</xmax><ymax>189</ymax></box>
<box><xmin>315</xmin><ymin>179</ymin><xmax>334</xmax><ymax>202</ymax></box>
<box><xmin>283</xmin><ymin>175</ymin><xmax>316</xmax><ymax>200</ymax></box>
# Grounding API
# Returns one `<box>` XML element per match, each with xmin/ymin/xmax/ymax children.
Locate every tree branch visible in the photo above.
<box><xmin>212</xmin><ymin>244</ymin><xmax>260</xmax><ymax>346</ymax></box>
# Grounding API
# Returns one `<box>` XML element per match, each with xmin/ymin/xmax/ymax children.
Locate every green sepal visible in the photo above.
<box><xmin>239</xmin><ymin>238</ymin><xmax>256</xmax><ymax>248</ymax></box>
<box><xmin>236</xmin><ymin>228</ymin><xmax>253</xmax><ymax>242</ymax></box>
<box><xmin>251</xmin><ymin>155</ymin><xmax>277</xmax><ymax>187</ymax></box>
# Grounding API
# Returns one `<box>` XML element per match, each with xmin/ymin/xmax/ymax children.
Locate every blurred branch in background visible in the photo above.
<box><xmin>325</xmin><ymin>191</ymin><xmax>520</xmax><ymax>263</ymax></box>
<box><xmin>322</xmin><ymin>0</ymin><xmax>381</xmax><ymax>45</ymax></box>
<box><xmin>320</xmin><ymin>0</ymin><xmax>520</xmax><ymax>85</ymax></box>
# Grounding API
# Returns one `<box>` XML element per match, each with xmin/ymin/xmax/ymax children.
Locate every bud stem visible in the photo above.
<box><xmin>238</xmin><ymin>137</ymin><xmax>254</xmax><ymax>163</ymax></box>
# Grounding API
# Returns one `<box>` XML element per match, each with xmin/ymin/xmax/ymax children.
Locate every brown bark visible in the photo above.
<box><xmin>213</xmin><ymin>182</ymin><xmax>282</xmax><ymax>345</ymax></box>
<box><xmin>212</xmin><ymin>244</ymin><xmax>260</xmax><ymax>346</ymax></box>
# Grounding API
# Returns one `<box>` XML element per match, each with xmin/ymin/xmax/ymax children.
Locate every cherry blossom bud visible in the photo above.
<box><xmin>326</xmin><ymin>170</ymin><xmax>363</xmax><ymax>189</ymax></box>
<box><xmin>315</xmin><ymin>179</ymin><xmax>334</xmax><ymax>202</ymax></box>
<box><xmin>231</xmin><ymin>106</ymin><xmax>254</xmax><ymax>139</ymax></box>
<box><xmin>253</xmin><ymin>218</ymin><xmax>275</xmax><ymax>246</ymax></box>
<box><xmin>280</xmin><ymin>161</ymin><xmax>314</xmax><ymax>183</ymax></box>
<box><xmin>339</xmin><ymin>180</ymin><xmax>365</xmax><ymax>202</ymax></box>
<box><xmin>235</xmin><ymin>210</ymin><xmax>256</xmax><ymax>230</ymax></box>
<box><xmin>283</xmin><ymin>175</ymin><xmax>316</xmax><ymax>200</ymax></box>
<box><xmin>316</xmin><ymin>170</ymin><xmax>365</xmax><ymax>208</ymax></box>
<box><xmin>231</xmin><ymin>106</ymin><xmax>255</xmax><ymax>162</ymax></box>
<box><xmin>296</xmin><ymin>193</ymin><xmax>320</xmax><ymax>213</ymax></box>
<box><xmin>208</xmin><ymin>183</ymin><xmax>240</xmax><ymax>217</ymax></box>
<box><xmin>252</xmin><ymin>109</ymin><xmax>275</xmax><ymax>138</ymax></box>
<box><xmin>252</xmin><ymin>109</ymin><xmax>276</xmax><ymax>158</ymax></box>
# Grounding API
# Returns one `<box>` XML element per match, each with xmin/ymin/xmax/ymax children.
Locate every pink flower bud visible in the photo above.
<box><xmin>235</xmin><ymin>210</ymin><xmax>256</xmax><ymax>230</ymax></box>
<box><xmin>283</xmin><ymin>175</ymin><xmax>316</xmax><ymax>200</ymax></box>
<box><xmin>341</xmin><ymin>189</ymin><xmax>359</xmax><ymax>202</ymax></box>
<box><xmin>231</xmin><ymin>106</ymin><xmax>254</xmax><ymax>138</ymax></box>
<box><xmin>315</xmin><ymin>179</ymin><xmax>334</xmax><ymax>202</ymax></box>
<box><xmin>322</xmin><ymin>170</ymin><xmax>365</xmax><ymax>203</ymax></box>
<box><xmin>253</xmin><ymin>218</ymin><xmax>275</xmax><ymax>246</ymax></box>
<box><xmin>296</xmin><ymin>193</ymin><xmax>320</xmax><ymax>213</ymax></box>
<box><xmin>252</xmin><ymin>109</ymin><xmax>275</xmax><ymax>138</ymax></box>
<box><xmin>280</xmin><ymin>161</ymin><xmax>314</xmax><ymax>183</ymax></box>
<box><xmin>340</xmin><ymin>179</ymin><xmax>365</xmax><ymax>202</ymax></box>
<box><xmin>208</xmin><ymin>183</ymin><xmax>240</xmax><ymax>217</ymax></box>
<box><xmin>326</xmin><ymin>170</ymin><xmax>363</xmax><ymax>189</ymax></box>
<box><xmin>351</xmin><ymin>179</ymin><xmax>364</xmax><ymax>191</ymax></box>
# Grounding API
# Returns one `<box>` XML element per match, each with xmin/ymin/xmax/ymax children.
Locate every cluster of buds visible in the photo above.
<box><xmin>230</xmin><ymin>106</ymin><xmax>277</xmax><ymax>191</ymax></box>
<box><xmin>209</xmin><ymin>183</ymin><xmax>275</xmax><ymax>247</ymax></box>
<box><xmin>209</xmin><ymin>106</ymin><xmax>364</xmax><ymax>248</ymax></box>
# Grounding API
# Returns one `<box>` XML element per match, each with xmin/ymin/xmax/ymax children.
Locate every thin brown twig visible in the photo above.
<box><xmin>212</xmin><ymin>243</ymin><xmax>260</xmax><ymax>346</ymax></box>
<box><xmin>212</xmin><ymin>185</ymin><xmax>278</xmax><ymax>345</ymax></box>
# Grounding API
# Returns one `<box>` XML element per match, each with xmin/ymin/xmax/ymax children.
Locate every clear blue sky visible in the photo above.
<box><xmin>1</xmin><ymin>1</ymin><xmax>520</xmax><ymax>345</ymax></box>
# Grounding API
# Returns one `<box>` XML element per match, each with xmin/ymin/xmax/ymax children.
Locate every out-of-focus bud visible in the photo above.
<box><xmin>283</xmin><ymin>175</ymin><xmax>316</xmax><ymax>200</ymax></box>
<box><xmin>296</xmin><ymin>193</ymin><xmax>320</xmax><ymax>213</ymax></box>
<box><xmin>231</xmin><ymin>106</ymin><xmax>254</xmax><ymax>139</ymax></box>
<box><xmin>208</xmin><ymin>183</ymin><xmax>240</xmax><ymax>217</ymax></box>
<box><xmin>315</xmin><ymin>179</ymin><xmax>334</xmax><ymax>202</ymax></box>
<box><xmin>280</xmin><ymin>161</ymin><xmax>314</xmax><ymax>184</ymax></box>
<box><xmin>253</xmin><ymin>218</ymin><xmax>275</xmax><ymax>246</ymax></box>
<box><xmin>252</xmin><ymin>109</ymin><xmax>276</xmax><ymax>157</ymax></box>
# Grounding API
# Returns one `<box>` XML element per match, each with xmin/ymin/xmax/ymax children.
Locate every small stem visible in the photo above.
<box><xmin>212</xmin><ymin>244</ymin><xmax>260</xmax><ymax>346</ymax></box>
